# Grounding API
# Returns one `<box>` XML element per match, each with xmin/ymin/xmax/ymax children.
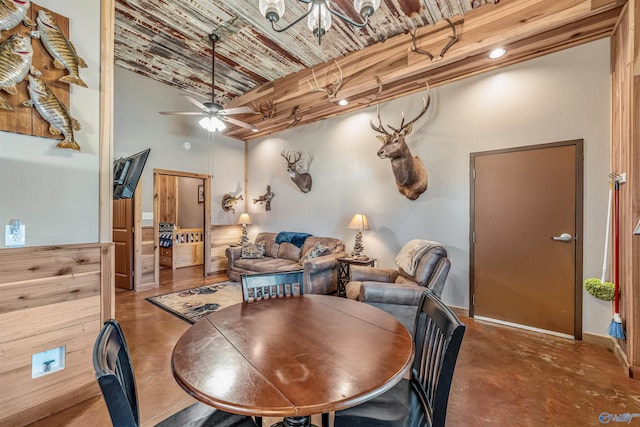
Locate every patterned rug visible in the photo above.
<box><xmin>146</xmin><ymin>281</ymin><xmax>242</xmax><ymax>324</ymax></box>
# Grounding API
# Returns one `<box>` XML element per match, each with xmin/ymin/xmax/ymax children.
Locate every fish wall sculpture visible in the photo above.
<box><xmin>0</xmin><ymin>0</ymin><xmax>34</xmax><ymax>39</ymax></box>
<box><xmin>33</xmin><ymin>9</ymin><xmax>87</xmax><ymax>87</ymax></box>
<box><xmin>0</xmin><ymin>33</ymin><xmax>32</xmax><ymax>110</ymax></box>
<box><xmin>22</xmin><ymin>72</ymin><xmax>81</xmax><ymax>151</ymax></box>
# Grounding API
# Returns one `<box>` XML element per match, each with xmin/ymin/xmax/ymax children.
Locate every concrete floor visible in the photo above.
<box><xmin>28</xmin><ymin>266</ymin><xmax>640</xmax><ymax>427</ymax></box>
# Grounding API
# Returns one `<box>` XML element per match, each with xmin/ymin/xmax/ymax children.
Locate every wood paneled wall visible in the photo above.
<box><xmin>139</xmin><ymin>226</ymin><xmax>157</xmax><ymax>290</ymax></box>
<box><xmin>211</xmin><ymin>225</ymin><xmax>242</xmax><ymax>273</ymax></box>
<box><xmin>610</xmin><ymin>1</ymin><xmax>640</xmax><ymax>378</ymax></box>
<box><xmin>0</xmin><ymin>243</ymin><xmax>110</xmax><ymax>425</ymax></box>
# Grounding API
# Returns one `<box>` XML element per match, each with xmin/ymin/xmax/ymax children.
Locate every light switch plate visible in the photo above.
<box><xmin>5</xmin><ymin>224</ymin><xmax>25</xmax><ymax>247</ymax></box>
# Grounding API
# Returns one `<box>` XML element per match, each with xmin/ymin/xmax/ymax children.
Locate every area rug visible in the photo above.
<box><xmin>146</xmin><ymin>281</ymin><xmax>242</xmax><ymax>324</ymax></box>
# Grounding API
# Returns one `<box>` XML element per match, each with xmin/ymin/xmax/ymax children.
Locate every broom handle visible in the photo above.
<box><xmin>614</xmin><ymin>179</ymin><xmax>620</xmax><ymax>314</ymax></box>
<box><xmin>601</xmin><ymin>183</ymin><xmax>612</xmax><ymax>283</ymax></box>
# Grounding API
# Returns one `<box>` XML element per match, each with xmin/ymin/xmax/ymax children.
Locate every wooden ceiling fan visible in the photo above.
<box><xmin>160</xmin><ymin>33</ymin><xmax>257</xmax><ymax>133</ymax></box>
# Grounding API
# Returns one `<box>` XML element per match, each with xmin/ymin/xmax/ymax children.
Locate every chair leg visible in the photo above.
<box><xmin>254</xmin><ymin>416</ymin><xmax>262</xmax><ymax>426</ymax></box>
<box><xmin>321</xmin><ymin>412</ymin><xmax>329</xmax><ymax>427</ymax></box>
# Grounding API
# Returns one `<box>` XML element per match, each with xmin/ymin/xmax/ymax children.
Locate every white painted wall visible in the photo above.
<box><xmin>247</xmin><ymin>39</ymin><xmax>612</xmax><ymax>335</ymax></box>
<box><xmin>113</xmin><ymin>67</ymin><xmax>246</xmax><ymax>227</ymax></box>
<box><xmin>0</xmin><ymin>1</ymin><xmax>101</xmax><ymax>247</ymax></box>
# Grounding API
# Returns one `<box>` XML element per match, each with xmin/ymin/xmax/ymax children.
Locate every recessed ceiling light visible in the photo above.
<box><xmin>489</xmin><ymin>48</ymin><xmax>506</xmax><ymax>59</ymax></box>
<box><xmin>338</xmin><ymin>99</ymin><xmax>349</xmax><ymax>106</ymax></box>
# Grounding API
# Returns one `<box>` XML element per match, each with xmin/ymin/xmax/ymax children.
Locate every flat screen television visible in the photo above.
<box><xmin>113</xmin><ymin>149</ymin><xmax>150</xmax><ymax>199</ymax></box>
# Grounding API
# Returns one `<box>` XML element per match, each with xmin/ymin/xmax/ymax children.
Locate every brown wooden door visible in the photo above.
<box><xmin>113</xmin><ymin>198</ymin><xmax>133</xmax><ymax>290</ymax></box>
<box><xmin>470</xmin><ymin>141</ymin><xmax>583</xmax><ymax>338</ymax></box>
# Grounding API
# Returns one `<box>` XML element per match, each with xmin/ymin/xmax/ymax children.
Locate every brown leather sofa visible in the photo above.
<box><xmin>345</xmin><ymin>241</ymin><xmax>451</xmax><ymax>331</ymax></box>
<box><xmin>226</xmin><ymin>232</ymin><xmax>346</xmax><ymax>295</ymax></box>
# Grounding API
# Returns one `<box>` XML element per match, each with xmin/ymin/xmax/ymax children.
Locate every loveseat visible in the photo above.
<box><xmin>226</xmin><ymin>232</ymin><xmax>346</xmax><ymax>295</ymax></box>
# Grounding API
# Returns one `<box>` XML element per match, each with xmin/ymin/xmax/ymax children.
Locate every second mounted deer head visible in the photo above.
<box><xmin>370</xmin><ymin>96</ymin><xmax>431</xmax><ymax>200</ymax></box>
<box><xmin>281</xmin><ymin>149</ymin><xmax>313</xmax><ymax>193</ymax></box>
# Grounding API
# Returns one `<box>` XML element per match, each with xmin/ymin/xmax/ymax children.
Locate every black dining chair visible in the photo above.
<box><xmin>240</xmin><ymin>271</ymin><xmax>329</xmax><ymax>427</ymax></box>
<box><xmin>93</xmin><ymin>319</ymin><xmax>258</xmax><ymax>427</ymax></box>
<box><xmin>333</xmin><ymin>290</ymin><xmax>466</xmax><ymax>427</ymax></box>
<box><xmin>240</xmin><ymin>270</ymin><xmax>305</xmax><ymax>302</ymax></box>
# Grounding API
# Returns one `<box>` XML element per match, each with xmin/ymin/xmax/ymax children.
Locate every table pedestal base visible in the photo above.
<box><xmin>271</xmin><ymin>416</ymin><xmax>318</xmax><ymax>427</ymax></box>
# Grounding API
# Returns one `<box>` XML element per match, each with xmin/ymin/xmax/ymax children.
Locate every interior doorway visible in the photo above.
<box><xmin>469</xmin><ymin>140</ymin><xmax>583</xmax><ymax>339</ymax></box>
<box><xmin>153</xmin><ymin>169</ymin><xmax>212</xmax><ymax>279</ymax></box>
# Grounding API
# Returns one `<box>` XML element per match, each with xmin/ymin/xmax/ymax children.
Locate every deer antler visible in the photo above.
<box><xmin>370</xmin><ymin>104</ymin><xmax>391</xmax><ymax>135</ymax></box>
<box><xmin>388</xmin><ymin>95</ymin><xmax>431</xmax><ymax>133</ymax></box>
<box><xmin>281</xmin><ymin>149</ymin><xmax>302</xmax><ymax>165</ymax></box>
<box><xmin>252</xmin><ymin>99</ymin><xmax>277</xmax><ymax>121</ymax></box>
<box><xmin>410</xmin><ymin>17</ymin><xmax>460</xmax><ymax>61</ymax></box>
<box><xmin>286</xmin><ymin>105</ymin><xmax>302</xmax><ymax>128</ymax></box>
<box><xmin>360</xmin><ymin>76</ymin><xmax>383</xmax><ymax>106</ymax></box>
<box><xmin>307</xmin><ymin>60</ymin><xmax>343</xmax><ymax>99</ymax></box>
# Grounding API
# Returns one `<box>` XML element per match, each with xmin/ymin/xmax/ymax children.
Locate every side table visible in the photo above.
<box><xmin>337</xmin><ymin>257</ymin><xmax>376</xmax><ymax>297</ymax></box>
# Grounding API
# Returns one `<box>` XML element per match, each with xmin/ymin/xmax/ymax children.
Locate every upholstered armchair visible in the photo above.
<box><xmin>345</xmin><ymin>240</ymin><xmax>451</xmax><ymax>332</ymax></box>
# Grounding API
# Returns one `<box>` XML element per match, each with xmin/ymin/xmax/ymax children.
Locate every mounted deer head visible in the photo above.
<box><xmin>281</xmin><ymin>149</ymin><xmax>313</xmax><ymax>193</ymax></box>
<box><xmin>370</xmin><ymin>96</ymin><xmax>430</xmax><ymax>200</ymax></box>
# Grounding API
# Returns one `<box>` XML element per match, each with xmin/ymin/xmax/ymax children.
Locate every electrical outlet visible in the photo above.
<box><xmin>5</xmin><ymin>220</ymin><xmax>25</xmax><ymax>247</ymax></box>
<box><xmin>619</xmin><ymin>172</ymin><xmax>627</xmax><ymax>183</ymax></box>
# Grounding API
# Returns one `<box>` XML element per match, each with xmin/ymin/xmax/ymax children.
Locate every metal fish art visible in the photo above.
<box><xmin>0</xmin><ymin>0</ymin><xmax>34</xmax><ymax>38</ymax></box>
<box><xmin>34</xmin><ymin>9</ymin><xmax>87</xmax><ymax>88</ymax></box>
<box><xmin>0</xmin><ymin>33</ymin><xmax>32</xmax><ymax>110</ymax></box>
<box><xmin>23</xmin><ymin>73</ymin><xmax>81</xmax><ymax>151</ymax></box>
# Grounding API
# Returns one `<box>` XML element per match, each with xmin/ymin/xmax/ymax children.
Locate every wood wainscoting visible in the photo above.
<box><xmin>0</xmin><ymin>243</ymin><xmax>111</xmax><ymax>426</ymax></box>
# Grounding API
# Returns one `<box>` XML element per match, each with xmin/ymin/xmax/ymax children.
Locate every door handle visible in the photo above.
<box><xmin>551</xmin><ymin>233</ymin><xmax>572</xmax><ymax>242</ymax></box>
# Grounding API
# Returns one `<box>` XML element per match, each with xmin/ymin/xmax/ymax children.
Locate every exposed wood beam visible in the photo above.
<box><xmin>225</xmin><ymin>0</ymin><xmax>624</xmax><ymax>141</ymax></box>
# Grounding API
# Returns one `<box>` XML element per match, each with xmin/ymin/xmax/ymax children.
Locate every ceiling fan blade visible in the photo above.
<box><xmin>221</xmin><ymin>116</ymin><xmax>259</xmax><ymax>132</ymax></box>
<box><xmin>159</xmin><ymin>111</ymin><xmax>208</xmax><ymax>116</ymax></box>
<box><xmin>219</xmin><ymin>106</ymin><xmax>255</xmax><ymax>115</ymax></box>
<box><xmin>180</xmin><ymin>95</ymin><xmax>210</xmax><ymax>112</ymax></box>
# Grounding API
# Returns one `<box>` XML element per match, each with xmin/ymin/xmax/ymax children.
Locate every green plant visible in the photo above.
<box><xmin>584</xmin><ymin>278</ymin><xmax>615</xmax><ymax>301</ymax></box>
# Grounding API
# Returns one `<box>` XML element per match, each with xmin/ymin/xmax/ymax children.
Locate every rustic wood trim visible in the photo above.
<box><xmin>204</xmin><ymin>175</ymin><xmax>212</xmax><ymax>276</ymax></box>
<box><xmin>582</xmin><ymin>332</ymin><xmax>615</xmax><ymax>349</ymax></box>
<box><xmin>449</xmin><ymin>305</ymin><xmax>470</xmax><ymax>319</ymax></box>
<box><xmin>133</xmin><ymin>179</ymin><xmax>143</xmax><ymax>290</ymax></box>
<box><xmin>154</xmin><ymin>168</ymin><xmax>209</xmax><ymax>179</ymax></box>
<box><xmin>0</xmin><ymin>382</ymin><xmax>100</xmax><ymax>427</ymax></box>
<box><xmin>100</xmin><ymin>0</ymin><xmax>115</xmax><ymax>320</ymax></box>
<box><xmin>225</xmin><ymin>0</ymin><xmax>624</xmax><ymax>140</ymax></box>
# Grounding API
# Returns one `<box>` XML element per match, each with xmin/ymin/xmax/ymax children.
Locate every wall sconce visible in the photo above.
<box><xmin>238</xmin><ymin>213</ymin><xmax>252</xmax><ymax>245</ymax></box>
<box><xmin>347</xmin><ymin>213</ymin><xmax>370</xmax><ymax>260</ymax></box>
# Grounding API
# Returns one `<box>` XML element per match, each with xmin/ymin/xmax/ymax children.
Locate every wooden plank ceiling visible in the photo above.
<box><xmin>114</xmin><ymin>0</ymin><xmax>625</xmax><ymax>141</ymax></box>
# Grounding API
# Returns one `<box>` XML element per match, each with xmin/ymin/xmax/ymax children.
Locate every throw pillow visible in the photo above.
<box><xmin>278</xmin><ymin>242</ymin><xmax>302</xmax><ymax>261</ymax></box>
<box><xmin>241</xmin><ymin>241</ymin><xmax>266</xmax><ymax>259</ymax></box>
<box><xmin>301</xmin><ymin>242</ymin><xmax>330</xmax><ymax>262</ymax></box>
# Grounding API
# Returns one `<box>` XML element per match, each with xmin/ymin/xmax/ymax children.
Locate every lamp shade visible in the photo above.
<box><xmin>238</xmin><ymin>213</ymin><xmax>252</xmax><ymax>225</ymax></box>
<box><xmin>347</xmin><ymin>214</ymin><xmax>370</xmax><ymax>231</ymax></box>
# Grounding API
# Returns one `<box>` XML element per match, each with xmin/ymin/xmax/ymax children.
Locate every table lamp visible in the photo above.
<box><xmin>347</xmin><ymin>213</ymin><xmax>370</xmax><ymax>260</ymax></box>
<box><xmin>238</xmin><ymin>213</ymin><xmax>252</xmax><ymax>245</ymax></box>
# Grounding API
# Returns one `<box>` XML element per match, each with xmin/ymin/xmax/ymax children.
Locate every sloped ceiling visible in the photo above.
<box><xmin>114</xmin><ymin>0</ymin><xmax>624</xmax><ymax>140</ymax></box>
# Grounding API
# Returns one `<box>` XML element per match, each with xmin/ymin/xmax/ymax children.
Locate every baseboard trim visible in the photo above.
<box><xmin>0</xmin><ymin>382</ymin><xmax>100</xmax><ymax>427</ymax></box>
<box><xmin>582</xmin><ymin>332</ymin><xmax>615</xmax><ymax>349</ymax></box>
<box><xmin>449</xmin><ymin>305</ymin><xmax>469</xmax><ymax>319</ymax></box>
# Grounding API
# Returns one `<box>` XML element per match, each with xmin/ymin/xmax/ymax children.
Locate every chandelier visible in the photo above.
<box><xmin>259</xmin><ymin>0</ymin><xmax>381</xmax><ymax>44</ymax></box>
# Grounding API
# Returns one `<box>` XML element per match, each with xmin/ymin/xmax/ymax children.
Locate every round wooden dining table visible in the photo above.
<box><xmin>171</xmin><ymin>294</ymin><xmax>414</xmax><ymax>427</ymax></box>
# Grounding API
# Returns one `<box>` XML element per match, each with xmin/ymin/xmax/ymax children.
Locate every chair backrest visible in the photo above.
<box><xmin>241</xmin><ymin>270</ymin><xmax>304</xmax><ymax>302</ymax></box>
<box><xmin>399</xmin><ymin>244</ymin><xmax>450</xmax><ymax>297</ymax></box>
<box><xmin>93</xmin><ymin>319</ymin><xmax>139</xmax><ymax>427</ymax></box>
<box><xmin>411</xmin><ymin>290</ymin><xmax>465</xmax><ymax>427</ymax></box>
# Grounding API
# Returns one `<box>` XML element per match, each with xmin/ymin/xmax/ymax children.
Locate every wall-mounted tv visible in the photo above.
<box><xmin>113</xmin><ymin>149</ymin><xmax>150</xmax><ymax>199</ymax></box>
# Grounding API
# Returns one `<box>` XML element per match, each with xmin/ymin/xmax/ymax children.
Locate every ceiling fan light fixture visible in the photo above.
<box><xmin>259</xmin><ymin>0</ymin><xmax>285</xmax><ymax>23</ymax></box>
<box><xmin>199</xmin><ymin>116</ymin><xmax>226</xmax><ymax>132</ymax></box>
